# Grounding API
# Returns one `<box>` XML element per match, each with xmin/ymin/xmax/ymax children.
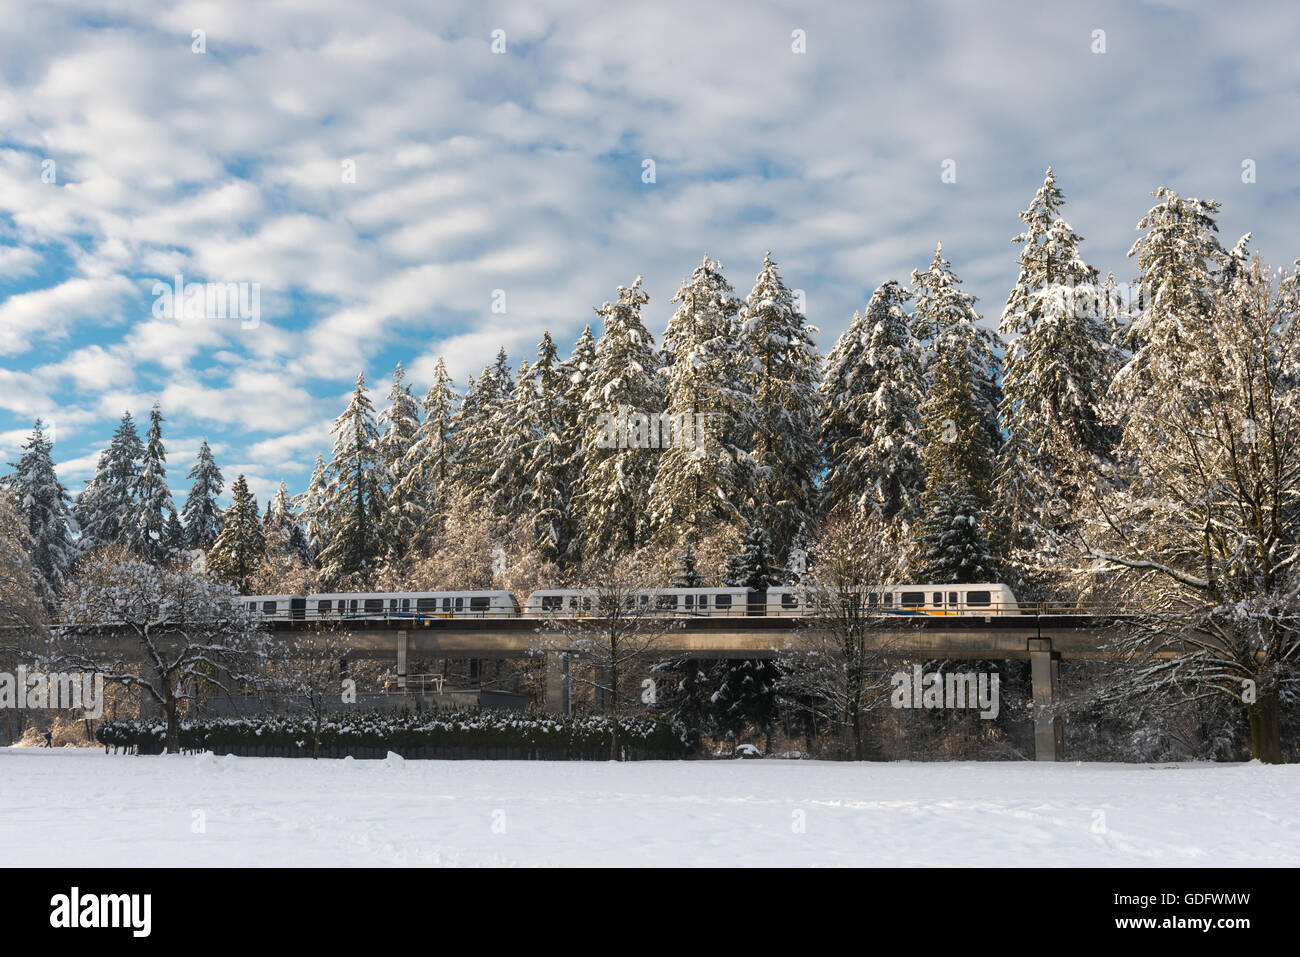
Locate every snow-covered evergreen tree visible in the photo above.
<box><xmin>396</xmin><ymin>357</ymin><xmax>458</xmax><ymax>549</ymax></box>
<box><xmin>998</xmin><ymin>169</ymin><xmax>1115</xmax><ymax>501</ymax></box>
<box><xmin>670</xmin><ymin>541</ymin><xmax>707</xmax><ymax>588</ymax></box>
<box><xmin>490</xmin><ymin>359</ymin><xmax>533</xmax><ymax>523</ymax></box>
<box><xmin>1118</xmin><ymin>187</ymin><xmax>1226</xmax><ymax>394</ymax></box>
<box><xmin>206</xmin><ymin>474</ymin><xmax>265</xmax><ymax>593</ymax></box>
<box><xmin>296</xmin><ymin>453</ymin><xmax>329</xmax><ymax>562</ymax></box>
<box><xmin>376</xmin><ymin>363</ymin><xmax>423</xmax><ymax>563</ymax></box>
<box><xmin>5</xmin><ymin>419</ymin><xmax>74</xmax><ymax>592</ymax></box>
<box><xmin>723</xmin><ymin>524</ymin><xmax>780</xmax><ymax>591</ymax></box>
<box><xmin>578</xmin><ymin>278</ymin><xmax>664</xmax><ymax>553</ymax></box>
<box><xmin>133</xmin><ymin>404</ymin><xmax>176</xmax><ymax>564</ymax></box>
<box><xmin>740</xmin><ymin>252</ymin><xmax>821</xmax><ymax>557</ymax></box>
<box><xmin>911</xmin><ymin>242</ymin><xmax>1003</xmax><ymax>482</ymax></box>
<box><xmin>181</xmin><ymin>440</ymin><xmax>224</xmax><ymax>550</ymax></box>
<box><xmin>451</xmin><ymin>350</ymin><xmax>514</xmax><ymax>510</ymax></box>
<box><xmin>560</xmin><ymin>325</ymin><xmax>597</xmax><ymax>562</ymax></box>
<box><xmin>518</xmin><ymin>332</ymin><xmax>578</xmax><ymax>563</ymax></box>
<box><xmin>76</xmin><ymin>411</ymin><xmax>144</xmax><ymax>552</ymax></box>
<box><xmin>914</xmin><ymin>479</ymin><xmax>997</xmax><ymax>583</ymax></box>
<box><xmin>317</xmin><ymin>374</ymin><xmax>387</xmax><ymax>586</ymax></box>
<box><xmin>649</xmin><ymin>257</ymin><xmax>753</xmax><ymax>542</ymax></box>
<box><xmin>819</xmin><ymin>280</ymin><xmax>925</xmax><ymax>522</ymax></box>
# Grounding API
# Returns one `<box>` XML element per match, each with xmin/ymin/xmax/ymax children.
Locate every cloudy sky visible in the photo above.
<box><xmin>0</xmin><ymin>0</ymin><xmax>1295</xmax><ymax>505</ymax></box>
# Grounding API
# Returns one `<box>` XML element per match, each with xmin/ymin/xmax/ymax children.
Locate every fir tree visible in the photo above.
<box><xmin>670</xmin><ymin>542</ymin><xmax>707</xmax><ymax>588</ymax></box>
<box><xmin>560</xmin><ymin>325</ymin><xmax>597</xmax><ymax>562</ymax></box>
<box><xmin>317</xmin><ymin>374</ymin><xmax>387</xmax><ymax>586</ymax></box>
<box><xmin>133</xmin><ymin>404</ymin><xmax>175</xmax><ymax>564</ymax></box>
<box><xmin>451</xmin><ymin>350</ymin><xmax>514</xmax><ymax>510</ymax></box>
<box><xmin>649</xmin><ymin>256</ymin><xmax>754</xmax><ymax>541</ymax></box>
<box><xmin>396</xmin><ymin>357</ymin><xmax>457</xmax><ymax>549</ymax></box>
<box><xmin>5</xmin><ymin>419</ymin><xmax>74</xmax><ymax>591</ymax></box>
<box><xmin>915</xmin><ymin>480</ymin><xmax>997</xmax><ymax>584</ymax></box>
<box><xmin>376</xmin><ymin>363</ymin><xmax>423</xmax><ymax>563</ymax></box>
<box><xmin>519</xmin><ymin>332</ymin><xmax>578</xmax><ymax>563</ymax></box>
<box><xmin>181</xmin><ymin>440</ymin><xmax>225</xmax><ymax>550</ymax></box>
<box><xmin>76</xmin><ymin>411</ymin><xmax>144</xmax><ymax>551</ymax></box>
<box><xmin>297</xmin><ymin>453</ymin><xmax>329</xmax><ymax>562</ymax></box>
<box><xmin>207</xmin><ymin>474</ymin><xmax>265</xmax><ymax>592</ymax></box>
<box><xmin>723</xmin><ymin>525</ymin><xmax>780</xmax><ymax>591</ymax></box>
<box><xmin>819</xmin><ymin>280</ymin><xmax>925</xmax><ymax>522</ymax></box>
<box><xmin>740</xmin><ymin>252</ymin><xmax>821</xmax><ymax>556</ymax></box>
<box><xmin>578</xmin><ymin>278</ymin><xmax>664</xmax><ymax>553</ymax></box>
<box><xmin>998</xmin><ymin>168</ymin><xmax>1115</xmax><ymax>505</ymax></box>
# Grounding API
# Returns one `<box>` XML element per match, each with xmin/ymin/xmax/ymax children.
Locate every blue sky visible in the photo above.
<box><xmin>0</xmin><ymin>0</ymin><xmax>1296</xmax><ymax>506</ymax></box>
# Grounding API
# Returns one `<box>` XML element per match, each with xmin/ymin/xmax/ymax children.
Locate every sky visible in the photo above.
<box><xmin>0</xmin><ymin>0</ymin><xmax>1297</xmax><ymax>507</ymax></box>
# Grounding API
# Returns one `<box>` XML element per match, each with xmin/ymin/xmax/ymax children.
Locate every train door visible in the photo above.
<box><xmin>290</xmin><ymin>598</ymin><xmax>306</xmax><ymax>621</ymax></box>
<box><xmin>746</xmin><ymin>590</ymin><xmax>766</xmax><ymax>616</ymax></box>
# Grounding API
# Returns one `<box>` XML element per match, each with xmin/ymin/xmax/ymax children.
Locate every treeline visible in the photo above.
<box><xmin>8</xmin><ymin>168</ymin><xmax>1136</xmax><ymax>600</ymax></box>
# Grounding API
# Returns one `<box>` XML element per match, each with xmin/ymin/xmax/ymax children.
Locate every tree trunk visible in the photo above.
<box><xmin>1249</xmin><ymin>691</ymin><xmax>1283</xmax><ymax>764</ymax></box>
<box><xmin>609</xmin><ymin>656</ymin><xmax>619</xmax><ymax>761</ymax></box>
<box><xmin>164</xmin><ymin>693</ymin><xmax>180</xmax><ymax>754</ymax></box>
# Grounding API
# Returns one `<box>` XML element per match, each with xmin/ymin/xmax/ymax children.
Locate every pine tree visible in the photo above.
<box><xmin>739</xmin><ymin>252</ymin><xmax>821</xmax><ymax>556</ymax></box>
<box><xmin>998</xmin><ymin>169</ymin><xmax>1115</xmax><ymax>509</ymax></box>
<box><xmin>1119</xmin><ymin>186</ymin><xmax>1226</xmax><ymax>393</ymax></box>
<box><xmin>181</xmin><ymin>440</ymin><xmax>225</xmax><ymax>550</ymax></box>
<box><xmin>5</xmin><ymin>419</ymin><xmax>74</xmax><ymax>592</ymax></box>
<box><xmin>560</xmin><ymin>325</ymin><xmax>597</xmax><ymax>562</ymax></box>
<box><xmin>911</xmin><ymin>242</ymin><xmax>1004</xmax><ymax>487</ymax></box>
<box><xmin>723</xmin><ymin>525</ymin><xmax>779</xmax><ymax>591</ymax></box>
<box><xmin>578</xmin><ymin>277</ymin><xmax>664</xmax><ymax>553</ymax></box>
<box><xmin>206</xmin><ymin>474</ymin><xmax>265</xmax><ymax>593</ymax></box>
<box><xmin>396</xmin><ymin>357</ymin><xmax>457</xmax><ymax>549</ymax></box>
<box><xmin>519</xmin><ymin>332</ymin><xmax>578</xmax><ymax>563</ymax></box>
<box><xmin>649</xmin><ymin>256</ymin><xmax>754</xmax><ymax>542</ymax></box>
<box><xmin>134</xmin><ymin>404</ymin><xmax>176</xmax><ymax>564</ymax></box>
<box><xmin>670</xmin><ymin>542</ymin><xmax>707</xmax><ymax>588</ymax></box>
<box><xmin>819</xmin><ymin>280</ymin><xmax>925</xmax><ymax>522</ymax></box>
<box><xmin>915</xmin><ymin>479</ymin><xmax>997</xmax><ymax>583</ymax></box>
<box><xmin>376</xmin><ymin>363</ymin><xmax>423</xmax><ymax>564</ymax></box>
<box><xmin>297</xmin><ymin>453</ymin><xmax>329</xmax><ymax>562</ymax></box>
<box><xmin>317</xmin><ymin>374</ymin><xmax>387</xmax><ymax>586</ymax></box>
<box><xmin>76</xmin><ymin>411</ymin><xmax>144</xmax><ymax>551</ymax></box>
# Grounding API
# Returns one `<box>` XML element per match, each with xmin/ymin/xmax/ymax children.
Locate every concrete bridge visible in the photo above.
<box><xmin>262</xmin><ymin>613</ymin><xmax>1133</xmax><ymax>762</ymax></box>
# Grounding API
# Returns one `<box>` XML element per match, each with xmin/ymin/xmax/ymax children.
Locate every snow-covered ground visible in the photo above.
<box><xmin>2</xmin><ymin>747</ymin><xmax>1296</xmax><ymax>867</ymax></box>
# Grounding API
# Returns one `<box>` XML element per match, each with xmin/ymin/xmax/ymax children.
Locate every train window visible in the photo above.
<box><xmin>933</xmin><ymin>592</ymin><xmax>944</xmax><ymax>605</ymax></box>
<box><xmin>966</xmin><ymin>591</ymin><xmax>991</xmax><ymax>607</ymax></box>
<box><xmin>246</xmin><ymin>602</ymin><xmax>255</xmax><ymax>612</ymax></box>
<box><xmin>699</xmin><ymin>594</ymin><xmax>708</xmax><ymax>610</ymax></box>
<box><xmin>317</xmin><ymin>599</ymin><xmax>332</xmax><ymax>614</ymax></box>
<box><xmin>262</xmin><ymin>601</ymin><xmax>277</xmax><ymax>614</ymax></box>
<box><xmin>402</xmin><ymin>598</ymin><xmax>410</xmax><ymax>613</ymax></box>
<box><xmin>567</xmin><ymin>596</ymin><xmax>578</xmax><ymax>612</ymax></box>
<box><xmin>417</xmin><ymin>598</ymin><xmax>435</xmax><ymax>613</ymax></box>
<box><xmin>866</xmin><ymin>592</ymin><xmax>879</xmax><ymax>607</ymax></box>
<box><xmin>441</xmin><ymin>598</ymin><xmax>452</xmax><ymax>612</ymax></box>
<box><xmin>542</xmin><ymin>595</ymin><xmax>562</xmax><ymax>612</ymax></box>
<box><xmin>902</xmin><ymin>592</ymin><xmax>924</xmax><ymax>607</ymax></box>
<box><xmin>782</xmin><ymin>593</ymin><xmax>799</xmax><ymax>609</ymax></box>
<box><xmin>948</xmin><ymin>592</ymin><xmax>958</xmax><ymax>605</ymax></box>
<box><xmin>715</xmin><ymin>594</ymin><xmax>732</xmax><ymax>610</ymax></box>
<box><xmin>684</xmin><ymin>594</ymin><xmax>695</xmax><ymax>610</ymax></box>
<box><xmin>581</xmin><ymin>597</ymin><xmax>592</xmax><ymax>612</ymax></box>
<box><xmin>454</xmin><ymin>597</ymin><xmax>464</xmax><ymax>612</ymax></box>
<box><xmin>883</xmin><ymin>593</ymin><xmax>893</xmax><ymax>607</ymax></box>
<box><xmin>656</xmin><ymin>595</ymin><xmax>676</xmax><ymax>610</ymax></box>
<box><xmin>470</xmin><ymin>597</ymin><xmax>490</xmax><ymax>612</ymax></box>
<box><xmin>349</xmin><ymin>600</ymin><xmax>358</xmax><ymax>614</ymax></box>
<box><xmin>389</xmin><ymin>599</ymin><xmax>398</xmax><ymax>612</ymax></box>
<box><xmin>364</xmin><ymin>599</ymin><xmax>382</xmax><ymax>614</ymax></box>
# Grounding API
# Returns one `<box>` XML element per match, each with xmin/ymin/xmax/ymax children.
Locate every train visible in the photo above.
<box><xmin>242</xmin><ymin>583</ymin><xmax>1021</xmax><ymax>621</ymax></box>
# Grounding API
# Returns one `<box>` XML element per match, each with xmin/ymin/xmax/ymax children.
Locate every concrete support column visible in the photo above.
<box><xmin>544</xmin><ymin>652</ymin><xmax>571</xmax><ymax>715</ymax></box>
<box><xmin>396</xmin><ymin>631</ymin><xmax>409</xmax><ymax>691</ymax></box>
<box><xmin>1029</xmin><ymin>638</ymin><xmax>1064</xmax><ymax>761</ymax></box>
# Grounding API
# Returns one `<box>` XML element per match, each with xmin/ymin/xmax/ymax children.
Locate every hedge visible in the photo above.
<box><xmin>95</xmin><ymin>707</ymin><xmax>689</xmax><ymax>759</ymax></box>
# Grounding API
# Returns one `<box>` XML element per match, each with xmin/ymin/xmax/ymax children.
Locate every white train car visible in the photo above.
<box><xmin>244</xmin><ymin>594</ymin><xmax>306</xmax><ymax>620</ymax></box>
<box><xmin>523</xmin><ymin>587</ymin><xmax>750</xmax><ymax>617</ymax></box>
<box><xmin>766</xmin><ymin>583</ymin><xmax>1021</xmax><ymax>617</ymax></box>
<box><xmin>306</xmin><ymin>591</ymin><xmax>519</xmax><ymax>620</ymax></box>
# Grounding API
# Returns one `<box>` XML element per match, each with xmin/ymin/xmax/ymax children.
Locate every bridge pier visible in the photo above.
<box><xmin>395</xmin><ymin>631</ymin><xmax>409</xmax><ymax>691</ymax></box>
<box><xmin>544</xmin><ymin>652</ymin><xmax>571</xmax><ymax>716</ymax></box>
<box><xmin>1029</xmin><ymin>639</ymin><xmax>1064</xmax><ymax>761</ymax></box>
